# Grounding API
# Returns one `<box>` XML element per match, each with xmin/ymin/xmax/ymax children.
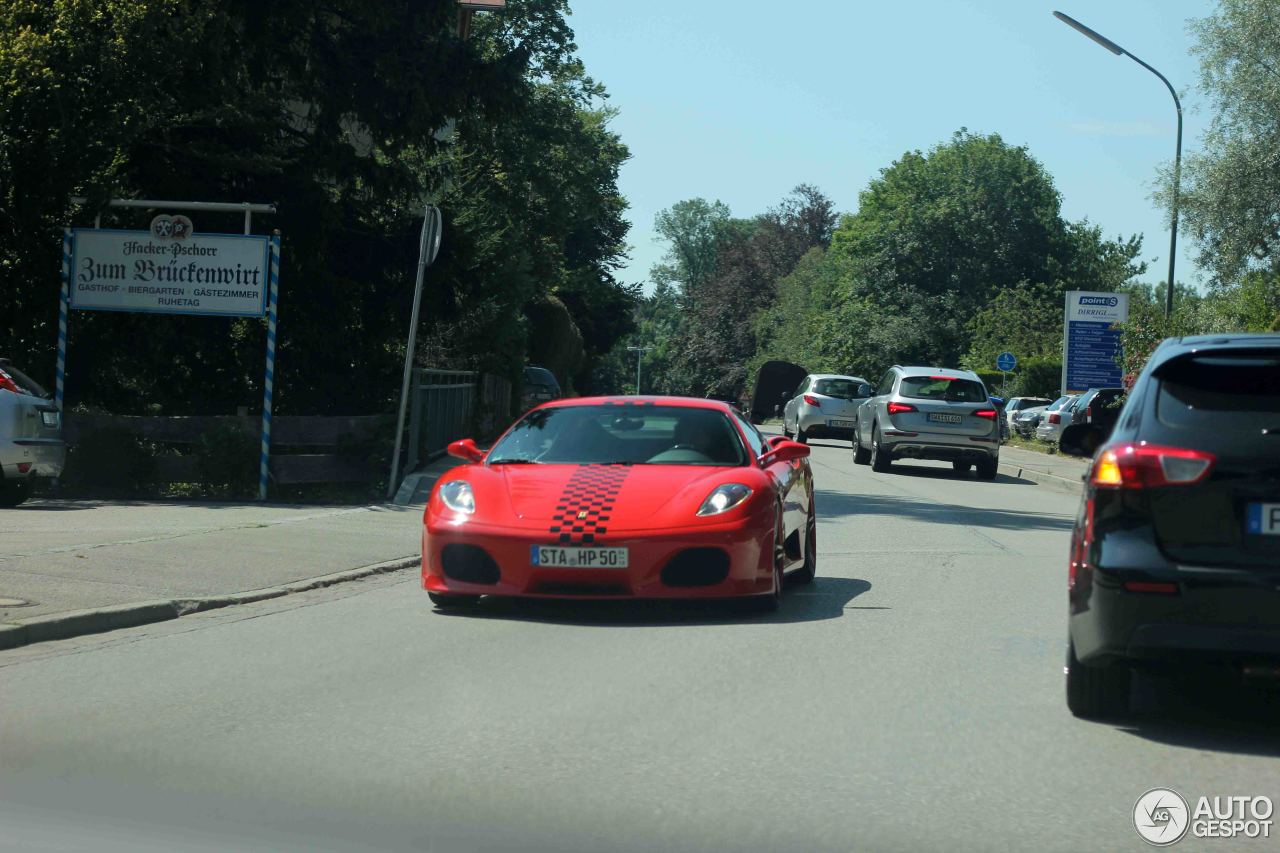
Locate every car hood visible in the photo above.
<box><xmin>492</xmin><ymin>464</ymin><xmax>732</xmax><ymax>526</ymax></box>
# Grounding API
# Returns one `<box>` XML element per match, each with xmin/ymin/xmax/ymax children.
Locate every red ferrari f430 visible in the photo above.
<box><xmin>422</xmin><ymin>397</ymin><xmax>816</xmax><ymax>612</ymax></box>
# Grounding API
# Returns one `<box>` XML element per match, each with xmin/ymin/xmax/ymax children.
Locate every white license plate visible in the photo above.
<box><xmin>927</xmin><ymin>413</ymin><xmax>963</xmax><ymax>424</ymax></box>
<box><xmin>1246</xmin><ymin>503</ymin><xmax>1280</xmax><ymax>536</ymax></box>
<box><xmin>827</xmin><ymin>419</ymin><xmax>857</xmax><ymax>428</ymax></box>
<box><xmin>531</xmin><ymin>546</ymin><xmax>629</xmax><ymax>568</ymax></box>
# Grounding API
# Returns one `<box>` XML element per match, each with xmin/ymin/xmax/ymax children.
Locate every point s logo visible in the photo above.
<box><xmin>1079</xmin><ymin>295</ymin><xmax>1119</xmax><ymax>308</ymax></box>
<box><xmin>150</xmin><ymin>214</ymin><xmax>193</xmax><ymax>241</ymax></box>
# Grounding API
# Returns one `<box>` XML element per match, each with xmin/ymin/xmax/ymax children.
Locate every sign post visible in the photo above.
<box><xmin>1062</xmin><ymin>291</ymin><xmax>1130</xmax><ymax>395</ymax></box>
<box><xmin>388</xmin><ymin>205</ymin><xmax>443</xmax><ymax>500</ymax></box>
<box><xmin>996</xmin><ymin>351</ymin><xmax>1017</xmax><ymax>398</ymax></box>
<box><xmin>60</xmin><ymin>198</ymin><xmax>277</xmax><ymax>496</ymax></box>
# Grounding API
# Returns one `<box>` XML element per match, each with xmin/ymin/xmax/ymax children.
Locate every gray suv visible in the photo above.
<box><xmin>853</xmin><ymin>366</ymin><xmax>1000</xmax><ymax>479</ymax></box>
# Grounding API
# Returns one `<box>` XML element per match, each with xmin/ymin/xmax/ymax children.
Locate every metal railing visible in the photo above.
<box><xmin>404</xmin><ymin>369</ymin><xmax>513</xmax><ymax>474</ymax></box>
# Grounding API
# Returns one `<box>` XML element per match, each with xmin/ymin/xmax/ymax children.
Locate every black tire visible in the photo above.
<box><xmin>1066</xmin><ymin>640</ymin><xmax>1131</xmax><ymax>718</ymax></box>
<box><xmin>428</xmin><ymin>591</ymin><xmax>481</xmax><ymax>610</ymax></box>
<box><xmin>870</xmin><ymin>425</ymin><xmax>892</xmax><ymax>473</ymax></box>
<box><xmin>796</xmin><ymin>426</ymin><xmax>809</xmax><ymax>445</ymax></box>
<box><xmin>952</xmin><ymin>461</ymin><xmax>972</xmax><ymax>475</ymax></box>
<box><xmin>782</xmin><ymin>418</ymin><xmax>793</xmax><ymax>439</ymax></box>
<box><xmin>853</xmin><ymin>430</ymin><xmax>871</xmax><ymax>465</ymax></box>
<box><xmin>976</xmin><ymin>457</ymin><xmax>998</xmax><ymax>480</ymax></box>
<box><xmin>793</xmin><ymin>511</ymin><xmax>817</xmax><ymax>584</ymax></box>
<box><xmin>0</xmin><ymin>480</ymin><xmax>32</xmax><ymax>508</ymax></box>
<box><xmin>749</xmin><ymin>513</ymin><xmax>786</xmax><ymax>613</ymax></box>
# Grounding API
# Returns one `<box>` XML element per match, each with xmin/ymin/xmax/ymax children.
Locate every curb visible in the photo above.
<box><xmin>0</xmin><ymin>555</ymin><xmax>420</xmax><ymax>652</ymax></box>
<box><xmin>998</xmin><ymin>462</ymin><xmax>1084</xmax><ymax>495</ymax></box>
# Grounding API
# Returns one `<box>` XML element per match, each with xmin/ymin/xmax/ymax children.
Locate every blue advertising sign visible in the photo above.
<box><xmin>996</xmin><ymin>352</ymin><xmax>1017</xmax><ymax>372</ymax></box>
<box><xmin>1062</xmin><ymin>291</ymin><xmax>1129</xmax><ymax>393</ymax></box>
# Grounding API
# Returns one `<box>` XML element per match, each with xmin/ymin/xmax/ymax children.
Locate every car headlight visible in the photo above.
<box><xmin>439</xmin><ymin>480</ymin><xmax>475</xmax><ymax>514</ymax></box>
<box><xmin>697</xmin><ymin>483</ymin><xmax>752</xmax><ymax>516</ymax></box>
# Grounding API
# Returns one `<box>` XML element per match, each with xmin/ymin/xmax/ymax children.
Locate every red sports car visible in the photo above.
<box><xmin>422</xmin><ymin>396</ymin><xmax>816</xmax><ymax>612</ymax></box>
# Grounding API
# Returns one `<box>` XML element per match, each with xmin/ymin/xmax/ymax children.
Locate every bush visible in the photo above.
<box><xmin>194</xmin><ymin>423</ymin><xmax>259</xmax><ymax>500</ymax></box>
<box><xmin>63</xmin><ymin>427</ymin><xmax>158</xmax><ymax>496</ymax></box>
<box><xmin>1008</xmin><ymin>358</ymin><xmax>1062</xmax><ymax>398</ymax></box>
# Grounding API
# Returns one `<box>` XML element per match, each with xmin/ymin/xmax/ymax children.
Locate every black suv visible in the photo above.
<box><xmin>1060</xmin><ymin>334</ymin><xmax>1280</xmax><ymax>717</ymax></box>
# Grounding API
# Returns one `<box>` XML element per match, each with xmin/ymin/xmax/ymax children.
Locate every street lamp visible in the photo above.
<box><xmin>627</xmin><ymin>346</ymin><xmax>651</xmax><ymax>395</ymax></box>
<box><xmin>1054</xmin><ymin>10</ymin><xmax>1182</xmax><ymax>318</ymax></box>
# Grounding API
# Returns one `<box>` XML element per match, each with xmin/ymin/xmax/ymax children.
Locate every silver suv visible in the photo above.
<box><xmin>0</xmin><ymin>359</ymin><xmax>64</xmax><ymax>506</ymax></box>
<box><xmin>853</xmin><ymin>366</ymin><xmax>1000</xmax><ymax>479</ymax></box>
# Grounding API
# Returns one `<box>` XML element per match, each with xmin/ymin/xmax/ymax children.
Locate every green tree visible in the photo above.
<box><xmin>1168</xmin><ymin>0</ymin><xmax>1280</xmax><ymax>287</ymax></box>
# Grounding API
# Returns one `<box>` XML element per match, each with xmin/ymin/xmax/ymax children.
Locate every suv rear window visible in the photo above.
<box><xmin>899</xmin><ymin>376</ymin><xmax>987</xmax><ymax>403</ymax></box>
<box><xmin>813</xmin><ymin>378</ymin><xmax>862</xmax><ymax>399</ymax></box>
<box><xmin>1156</xmin><ymin>352</ymin><xmax>1280</xmax><ymax>432</ymax></box>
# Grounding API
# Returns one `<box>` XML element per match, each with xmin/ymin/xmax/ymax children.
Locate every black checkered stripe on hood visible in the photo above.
<box><xmin>549</xmin><ymin>465</ymin><xmax>631</xmax><ymax>545</ymax></box>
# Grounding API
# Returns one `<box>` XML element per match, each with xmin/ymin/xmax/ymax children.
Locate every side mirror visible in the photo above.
<box><xmin>447</xmin><ymin>438</ymin><xmax>485</xmax><ymax>463</ymax></box>
<box><xmin>767</xmin><ymin>435</ymin><xmax>788</xmax><ymax>448</ymax></box>
<box><xmin>760</xmin><ymin>439</ymin><xmax>811</xmax><ymax>466</ymax></box>
<box><xmin>1058</xmin><ymin>424</ymin><xmax>1103</xmax><ymax>458</ymax></box>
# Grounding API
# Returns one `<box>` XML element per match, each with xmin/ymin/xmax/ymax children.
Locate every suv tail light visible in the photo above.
<box><xmin>1048</xmin><ymin>413</ymin><xmax>1060</xmax><ymax>424</ymax></box>
<box><xmin>1090</xmin><ymin>443</ymin><xmax>1216</xmax><ymax>489</ymax></box>
<box><xmin>887</xmin><ymin>402</ymin><xmax>916</xmax><ymax>415</ymax></box>
<box><xmin>973</xmin><ymin>408</ymin><xmax>997</xmax><ymax>419</ymax></box>
<box><xmin>802</xmin><ymin>394</ymin><xmax>820</xmax><ymax>407</ymax></box>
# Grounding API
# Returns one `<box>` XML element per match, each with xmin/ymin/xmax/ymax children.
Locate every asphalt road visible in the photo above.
<box><xmin>3</xmin><ymin>437</ymin><xmax>1278</xmax><ymax>852</ymax></box>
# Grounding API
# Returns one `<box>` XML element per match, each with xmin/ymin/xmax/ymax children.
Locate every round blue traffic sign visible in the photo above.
<box><xmin>996</xmin><ymin>352</ymin><xmax>1017</xmax><ymax>372</ymax></box>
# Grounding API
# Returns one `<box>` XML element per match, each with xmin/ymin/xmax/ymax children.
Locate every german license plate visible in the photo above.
<box><xmin>1246</xmin><ymin>503</ymin><xmax>1280</xmax><ymax>536</ymax></box>
<box><xmin>928</xmin><ymin>413</ymin><xmax>963</xmax><ymax>425</ymax></box>
<box><xmin>531</xmin><ymin>546</ymin><xmax>629</xmax><ymax>568</ymax></box>
<box><xmin>827</xmin><ymin>419</ymin><xmax>857</xmax><ymax>428</ymax></box>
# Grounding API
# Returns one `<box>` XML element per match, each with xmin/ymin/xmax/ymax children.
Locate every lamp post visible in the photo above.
<box><xmin>627</xmin><ymin>346</ymin><xmax>651</xmax><ymax>395</ymax></box>
<box><xmin>1054</xmin><ymin>11</ymin><xmax>1182</xmax><ymax>318</ymax></box>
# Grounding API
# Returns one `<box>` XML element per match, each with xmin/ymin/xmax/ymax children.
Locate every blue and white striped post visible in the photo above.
<box><xmin>55</xmin><ymin>228</ymin><xmax>72</xmax><ymax>412</ymax></box>
<box><xmin>258</xmin><ymin>233</ymin><xmax>281</xmax><ymax>501</ymax></box>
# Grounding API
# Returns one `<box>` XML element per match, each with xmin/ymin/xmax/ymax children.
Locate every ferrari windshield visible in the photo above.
<box><xmin>487</xmin><ymin>405</ymin><xmax>748</xmax><ymax>466</ymax></box>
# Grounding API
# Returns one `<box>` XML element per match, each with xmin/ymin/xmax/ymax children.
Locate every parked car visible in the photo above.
<box><xmin>1060</xmin><ymin>333</ymin><xmax>1280</xmax><ymax>718</ymax></box>
<box><xmin>781</xmin><ymin>373</ymin><xmax>871</xmax><ymax>444</ymax></box>
<box><xmin>853</xmin><ymin>366</ymin><xmax>1000</xmax><ymax>479</ymax></box>
<box><xmin>1003</xmin><ymin>396</ymin><xmax>1052</xmax><ymax>433</ymax></box>
<box><xmin>0</xmin><ymin>358</ymin><xmax>65</xmax><ymax>507</ymax></box>
<box><xmin>989</xmin><ymin>396</ymin><xmax>1012</xmax><ymax>442</ymax></box>
<box><xmin>1071</xmin><ymin>387</ymin><xmax>1125</xmax><ymax>438</ymax></box>
<box><xmin>520</xmin><ymin>365</ymin><xmax>562</xmax><ymax>412</ymax></box>
<box><xmin>1035</xmin><ymin>394</ymin><xmax>1079</xmax><ymax>444</ymax></box>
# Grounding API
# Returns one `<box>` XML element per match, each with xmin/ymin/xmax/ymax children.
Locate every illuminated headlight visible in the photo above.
<box><xmin>439</xmin><ymin>480</ymin><xmax>475</xmax><ymax>514</ymax></box>
<box><xmin>697</xmin><ymin>483</ymin><xmax>752</xmax><ymax>516</ymax></box>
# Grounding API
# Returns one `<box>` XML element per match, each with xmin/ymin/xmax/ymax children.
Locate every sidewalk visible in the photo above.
<box><xmin>998</xmin><ymin>445</ymin><xmax>1089</xmax><ymax>494</ymax></box>
<box><xmin>0</xmin><ymin>456</ymin><xmax>459</xmax><ymax>650</ymax></box>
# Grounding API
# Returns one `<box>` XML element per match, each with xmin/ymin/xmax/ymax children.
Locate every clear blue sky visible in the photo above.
<box><xmin>568</xmin><ymin>0</ymin><xmax>1215</xmax><ymax>294</ymax></box>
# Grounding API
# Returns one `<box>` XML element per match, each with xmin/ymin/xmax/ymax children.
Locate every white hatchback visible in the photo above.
<box><xmin>782</xmin><ymin>374</ymin><xmax>871</xmax><ymax>444</ymax></box>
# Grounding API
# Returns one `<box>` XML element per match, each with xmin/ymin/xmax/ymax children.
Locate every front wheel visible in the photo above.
<box><xmin>793</xmin><ymin>511</ymin><xmax>817</xmax><ymax>585</ymax></box>
<box><xmin>428</xmin><ymin>592</ymin><xmax>481</xmax><ymax>610</ymax></box>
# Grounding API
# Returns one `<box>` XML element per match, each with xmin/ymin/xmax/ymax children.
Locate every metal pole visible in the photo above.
<box><xmin>56</xmin><ymin>228</ymin><xmax>71</xmax><ymax>412</ymax></box>
<box><xmin>258</xmin><ymin>233</ymin><xmax>282</xmax><ymax>501</ymax></box>
<box><xmin>1052</xmin><ymin>12</ymin><xmax>1183</xmax><ymax>316</ymax></box>
<box><xmin>635</xmin><ymin>350</ymin><xmax>642</xmax><ymax>395</ymax></box>
<box><xmin>388</xmin><ymin>206</ymin><xmax>442</xmax><ymax>500</ymax></box>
